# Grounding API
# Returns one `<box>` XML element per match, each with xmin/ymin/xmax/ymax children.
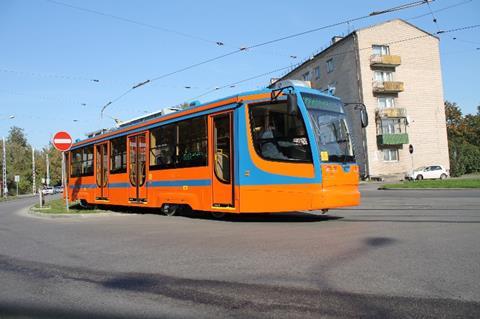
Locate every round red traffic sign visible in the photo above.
<box><xmin>52</xmin><ymin>131</ymin><xmax>73</xmax><ymax>151</ymax></box>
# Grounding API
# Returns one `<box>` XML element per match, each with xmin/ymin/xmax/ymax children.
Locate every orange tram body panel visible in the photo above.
<box><xmin>67</xmin><ymin>83</ymin><xmax>363</xmax><ymax>214</ymax></box>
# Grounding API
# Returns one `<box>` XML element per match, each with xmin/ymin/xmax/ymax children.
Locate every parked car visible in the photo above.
<box><xmin>41</xmin><ymin>186</ymin><xmax>55</xmax><ymax>195</ymax></box>
<box><xmin>54</xmin><ymin>186</ymin><xmax>64</xmax><ymax>193</ymax></box>
<box><xmin>406</xmin><ymin>165</ymin><xmax>449</xmax><ymax>180</ymax></box>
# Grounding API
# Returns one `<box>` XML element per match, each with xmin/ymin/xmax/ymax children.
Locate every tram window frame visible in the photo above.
<box><xmin>149</xmin><ymin>115</ymin><xmax>208</xmax><ymax>170</ymax></box>
<box><xmin>70</xmin><ymin>145</ymin><xmax>94</xmax><ymax>177</ymax></box>
<box><xmin>149</xmin><ymin>123</ymin><xmax>177</xmax><ymax>170</ymax></box>
<box><xmin>110</xmin><ymin>136</ymin><xmax>127</xmax><ymax>174</ymax></box>
<box><xmin>177</xmin><ymin>116</ymin><xmax>208</xmax><ymax>168</ymax></box>
<box><xmin>249</xmin><ymin>101</ymin><xmax>312</xmax><ymax>163</ymax></box>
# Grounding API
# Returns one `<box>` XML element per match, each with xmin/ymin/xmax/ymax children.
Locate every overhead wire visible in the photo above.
<box><xmin>188</xmin><ymin>24</ymin><xmax>480</xmax><ymax>101</ymax></box>
<box><xmin>44</xmin><ymin>0</ymin><xmax>222</xmax><ymax>46</ymax></box>
<box><xmin>188</xmin><ymin>65</ymin><xmax>295</xmax><ymax>101</ymax></box>
<box><xmin>43</xmin><ymin>0</ymin><xmax>303</xmax><ymax>61</ymax></box>
<box><xmin>425</xmin><ymin>0</ymin><xmax>441</xmax><ymax>33</ymax></box>
<box><xmin>407</xmin><ymin>0</ymin><xmax>472</xmax><ymax>20</ymax></box>
<box><xmin>0</xmin><ymin>89</ymin><xmax>88</xmax><ymax>107</ymax></box>
<box><xmin>0</xmin><ymin>68</ymin><xmax>100</xmax><ymax>83</ymax></box>
<box><xmin>99</xmin><ymin>0</ymin><xmax>433</xmax><ymax>116</ymax></box>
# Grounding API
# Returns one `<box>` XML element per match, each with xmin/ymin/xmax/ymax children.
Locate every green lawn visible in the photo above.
<box><xmin>0</xmin><ymin>196</ymin><xmax>17</xmax><ymax>202</ymax></box>
<box><xmin>32</xmin><ymin>199</ymin><xmax>100</xmax><ymax>214</ymax></box>
<box><xmin>382</xmin><ymin>178</ymin><xmax>480</xmax><ymax>189</ymax></box>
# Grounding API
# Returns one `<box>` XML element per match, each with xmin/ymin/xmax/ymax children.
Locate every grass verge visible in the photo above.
<box><xmin>0</xmin><ymin>196</ymin><xmax>17</xmax><ymax>202</ymax></box>
<box><xmin>31</xmin><ymin>199</ymin><xmax>100</xmax><ymax>214</ymax></box>
<box><xmin>382</xmin><ymin>178</ymin><xmax>480</xmax><ymax>189</ymax></box>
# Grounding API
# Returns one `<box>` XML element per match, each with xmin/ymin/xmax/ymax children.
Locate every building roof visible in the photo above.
<box><xmin>274</xmin><ymin>19</ymin><xmax>437</xmax><ymax>84</ymax></box>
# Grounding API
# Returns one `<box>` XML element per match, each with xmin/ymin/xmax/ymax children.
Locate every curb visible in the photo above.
<box><xmin>378</xmin><ymin>187</ymin><xmax>480</xmax><ymax>190</ymax></box>
<box><xmin>28</xmin><ymin>207</ymin><xmax>119</xmax><ymax>219</ymax></box>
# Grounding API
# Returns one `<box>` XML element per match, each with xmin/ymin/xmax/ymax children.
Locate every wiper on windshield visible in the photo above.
<box><xmin>343</xmin><ymin>132</ymin><xmax>351</xmax><ymax>164</ymax></box>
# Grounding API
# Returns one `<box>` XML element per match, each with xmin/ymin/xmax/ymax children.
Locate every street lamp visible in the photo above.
<box><xmin>1</xmin><ymin>115</ymin><xmax>14</xmax><ymax>198</ymax></box>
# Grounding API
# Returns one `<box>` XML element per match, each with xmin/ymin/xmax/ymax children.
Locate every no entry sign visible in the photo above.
<box><xmin>52</xmin><ymin>131</ymin><xmax>73</xmax><ymax>152</ymax></box>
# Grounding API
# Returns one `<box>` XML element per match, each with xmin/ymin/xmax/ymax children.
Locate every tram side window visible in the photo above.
<box><xmin>150</xmin><ymin>123</ymin><xmax>176</xmax><ymax>169</ymax></box>
<box><xmin>249</xmin><ymin>102</ymin><xmax>312</xmax><ymax>162</ymax></box>
<box><xmin>110</xmin><ymin>136</ymin><xmax>127</xmax><ymax>173</ymax></box>
<box><xmin>70</xmin><ymin>146</ymin><xmax>94</xmax><ymax>177</ymax></box>
<box><xmin>82</xmin><ymin>146</ymin><xmax>94</xmax><ymax>176</ymax></box>
<box><xmin>71</xmin><ymin>149</ymin><xmax>82</xmax><ymax>177</ymax></box>
<box><xmin>177</xmin><ymin>116</ymin><xmax>207</xmax><ymax>168</ymax></box>
<box><xmin>149</xmin><ymin>116</ymin><xmax>208</xmax><ymax>170</ymax></box>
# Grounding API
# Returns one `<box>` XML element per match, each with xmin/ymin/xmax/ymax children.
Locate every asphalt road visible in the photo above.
<box><xmin>0</xmin><ymin>186</ymin><xmax>479</xmax><ymax>318</ymax></box>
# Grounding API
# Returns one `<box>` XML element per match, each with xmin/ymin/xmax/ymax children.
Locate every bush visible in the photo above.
<box><xmin>449</xmin><ymin>142</ymin><xmax>480</xmax><ymax>177</ymax></box>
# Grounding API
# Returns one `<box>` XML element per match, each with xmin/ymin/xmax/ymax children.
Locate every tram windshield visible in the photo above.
<box><xmin>301</xmin><ymin>92</ymin><xmax>354</xmax><ymax>163</ymax></box>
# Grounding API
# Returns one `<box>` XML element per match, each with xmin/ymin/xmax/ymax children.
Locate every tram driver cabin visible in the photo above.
<box><xmin>67</xmin><ymin>80</ymin><xmax>367</xmax><ymax>216</ymax></box>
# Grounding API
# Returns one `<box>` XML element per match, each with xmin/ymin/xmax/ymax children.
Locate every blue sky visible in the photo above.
<box><xmin>0</xmin><ymin>0</ymin><xmax>479</xmax><ymax>149</ymax></box>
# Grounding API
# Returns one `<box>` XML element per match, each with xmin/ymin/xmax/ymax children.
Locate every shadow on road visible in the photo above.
<box><xmin>0</xmin><ymin>252</ymin><xmax>479</xmax><ymax>318</ymax></box>
<box><xmin>340</xmin><ymin>219</ymin><xmax>480</xmax><ymax>224</ymax></box>
<box><xmin>182</xmin><ymin>211</ymin><xmax>343</xmax><ymax>223</ymax></box>
<box><xmin>79</xmin><ymin>204</ymin><xmax>343</xmax><ymax>223</ymax></box>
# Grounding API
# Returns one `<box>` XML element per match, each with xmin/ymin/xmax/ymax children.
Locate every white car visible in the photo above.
<box><xmin>406</xmin><ymin>165</ymin><xmax>449</xmax><ymax>180</ymax></box>
<box><xmin>41</xmin><ymin>186</ymin><xmax>55</xmax><ymax>195</ymax></box>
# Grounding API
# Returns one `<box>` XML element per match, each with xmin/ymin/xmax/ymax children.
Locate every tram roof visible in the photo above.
<box><xmin>71</xmin><ymin>85</ymin><xmax>338</xmax><ymax>150</ymax></box>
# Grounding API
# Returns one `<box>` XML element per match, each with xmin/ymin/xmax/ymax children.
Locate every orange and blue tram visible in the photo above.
<box><xmin>66</xmin><ymin>81</ymin><xmax>366</xmax><ymax>216</ymax></box>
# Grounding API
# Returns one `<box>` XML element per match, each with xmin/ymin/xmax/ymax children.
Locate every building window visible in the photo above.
<box><xmin>110</xmin><ymin>136</ymin><xmax>127</xmax><ymax>173</ymax></box>
<box><xmin>302</xmin><ymin>71</ymin><xmax>311</xmax><ymax>81</ymax></box>
<box><xmin>314</xmin><ymin>66</ymin><xmax>320</xmax><ymax>79</ymax></box>
<box><xmin>383</xmin><ymin>148</ymin><xmax>399</xmax><ymax>162</ymax></box>
<box><xmin>378</xmin><ymin>96</ymin><xmax>395</xmax><ymax>109</ymax></box>
<box><xmin>326</xmin><ymin>58</ymin><xmax>334</xmax><ymax>73</ymax></box>
<box><xmin>372</xmin><ymin>45</ymin><xmax>390</xmax><ymax>56</ymax></box>
<box><xmin>378</xmin><ymin>118</ymin><xmax>406</xmax><ymax>134</ymax></box>
<box><xmin>374</xmin><ymin>71</ymin><xmax>393</xmax><ymax>82</ymax></box>
<box><xmin>70</xmin><ymin>146</ymin><xmax>94</xmax><ymax>177</ymax></box>
<box><xmin>149</xmin><ymin>116</ymin><xmax>208</xmax><ymax>170</ymax></box>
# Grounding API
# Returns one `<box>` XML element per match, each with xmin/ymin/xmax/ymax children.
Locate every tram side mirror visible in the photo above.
<box><xmin>287</xmin><ymin>93</ymin><xmax>298</xmax><ymax>115</ymax></box>
<box><xmin>359</xmin><ymin>105</ymin><xmax>368</xmax><ymax>128</ymax></box>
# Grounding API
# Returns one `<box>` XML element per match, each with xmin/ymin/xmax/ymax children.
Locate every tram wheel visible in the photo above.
<box><xmin>162</xmin><ymin>204</ymin><xmax>179</xmax><ymax>216</ymax></box>
<box><xmin>211</xmin><ymin>212</ymin><xmax>226</xmax><ymax>219</ymax></box>
<box><xmin>79</xmin><ymin>199</ymin><xmax>89</xmax><ymax>208</ymax></box>
<box><xmin>79</xmin><ymin>199</ymin><xmax>96</xmax><ymax>209</ymax></box>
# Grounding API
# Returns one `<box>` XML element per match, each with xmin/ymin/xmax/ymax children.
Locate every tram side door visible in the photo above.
<box><xmin>95</xmin><ymin>142</ymin><xmax>109</xmax><ymax>200</ymax></box>
<box><xmin>128</xmin><ymin>133</ymin><xmax>147</xmax><ymax>203</ymax></box>
<box><xmin>211</xmin><ymin>112</ymin><xmax>234</xmax><ymax>207</ymax></box>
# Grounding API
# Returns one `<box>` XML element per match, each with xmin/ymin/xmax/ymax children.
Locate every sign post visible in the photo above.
<box><xmin>409</xmin><ymin>144</ymin><xmax>414</xmax><ymax>177</ymax></box>
<box><xmin>14</xmin><ymin>175</ymin><xmax>19</xmax><ymax>196</ymax></box>
<box><xmin>52</xmin><ymin>131</ymin><xmax>73</xmax><ymax>212</ymax></box>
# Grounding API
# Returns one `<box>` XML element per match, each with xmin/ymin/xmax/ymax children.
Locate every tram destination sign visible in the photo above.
<box><xmin>52</xmin><ymin>131</ymin><xmax>73</xmax><ymax>152</ymax></box>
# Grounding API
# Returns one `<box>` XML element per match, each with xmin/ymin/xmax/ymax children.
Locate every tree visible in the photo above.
<box><xmin>445</xmin><ymin>101</ymin><xmax>465</xmax><ymax>141</ymax></box>
<box><xmin>5</xmin><ymin>127</ymin><xmax>32</xmax><ymax>194</ymax></box>
<box><xmin>445</xmin><ymin>101</ymin><xmax>480</xmax><ymax>176</ymax></box>
<box><xmin>0</xmin><ymin>126</ymin><xmax>64</xmax><ymax>196</ymax></box>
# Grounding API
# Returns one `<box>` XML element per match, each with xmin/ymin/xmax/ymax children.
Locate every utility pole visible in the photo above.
<box><xmin>46</xmin><ymin>153</ymin><xmax>50</xmax><ymax>187</ymax></box>
<box><xmin>2</xmin><ymin>137</ymin><xmax>7</xmax><ymax>198</ymax></box>
<box><xmin>61</xmin><ymin>152</ymin><xmax>64</xmax><ymax>188</ymax></box>
<box><xmin>32</xmin><ymin>146</ymin><xmax>36</xmax><ymax>194</ymax></box>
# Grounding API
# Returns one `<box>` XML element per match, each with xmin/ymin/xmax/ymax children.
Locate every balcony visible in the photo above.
<box><xmin>376</xmin><ymin>107</ymin><xmax>407</xmax><ymax>118</ymax></box>
<box><xmin>373</xmin><ymin>81</ymin><xmax>404</xmax><ymax>93</ymax></box>
<box><xmin>377</xmin><ymin>133</ymin><xmax>409</xmax><ymax>145</ymax></box>
<box><xmin>370</xmin><ymin>54</ymin><xmax>401</xmax><ymax>67</ymax></box>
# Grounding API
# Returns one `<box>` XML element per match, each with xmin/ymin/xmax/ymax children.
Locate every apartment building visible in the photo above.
<box><xmin>276</xmin><ymin>19</ymin><xmax>449</xmax><ymax>179</ymax></box>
